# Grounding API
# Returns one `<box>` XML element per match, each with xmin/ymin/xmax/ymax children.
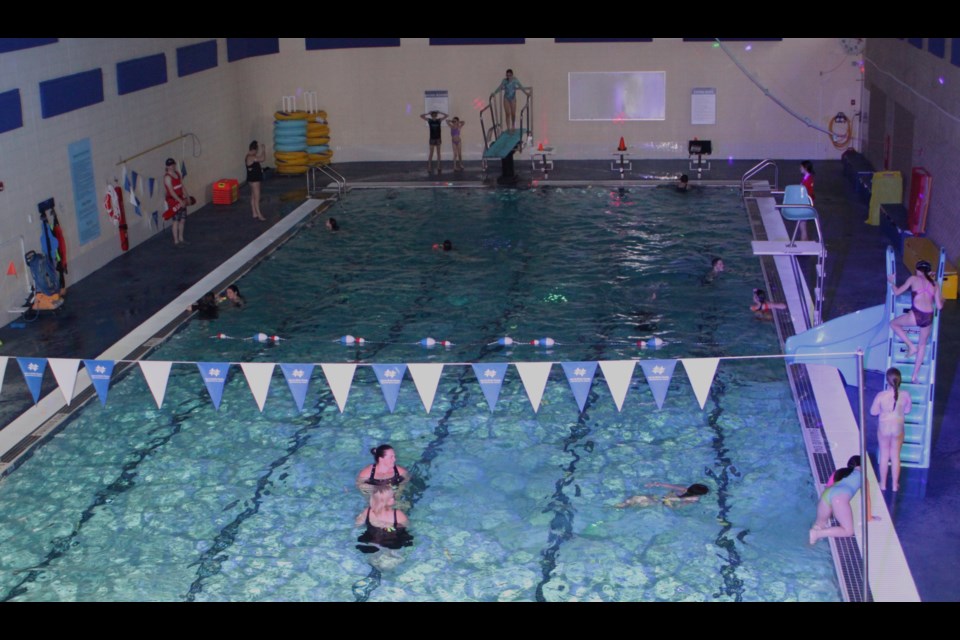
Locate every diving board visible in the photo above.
<box><xmin>482</xmin><ymin>128</ymin><xmax>525</xmax><ymax>159</ymax></box>
<box><xmin>751</xmin><ymin>240</ymin><xmax>824</xmax><ymax>256</ymax></box>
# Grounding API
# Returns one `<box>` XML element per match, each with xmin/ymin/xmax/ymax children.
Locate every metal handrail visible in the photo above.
<box><xmin>480</xmin><ymin>87</ymin><xmax>534</xmax><ymax>154</ymax></box>
<box><xmin>741</xmin><ymin>159</ymin><xmax>778</xmax><ymax>194</ymax></box>
<box><xmin>308</xmin><ymin>163</ymin><xmax>346</xmax><ymax>198</ymax></box>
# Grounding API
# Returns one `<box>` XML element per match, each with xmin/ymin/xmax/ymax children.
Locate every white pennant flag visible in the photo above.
<box><xmin>408</xmin><ymin>363</ymin><xmax>444</xmax><ymax>413</ymax></box>
<box><xmin>139</xmin><ymin>361</ymin><xmax>173</xmax><ymax>409</ymax></box>
<box><xmin>321</xmin><ymin>363</ymin><xmax>356</xmax><ymax>413</ymax></box>
<box><xmin>0</xmin><ymin>356</ymin><xmax>8</xmax><ymax>395</ymax></box>
<box><xmin>598</xmin><ymin>360</ymin><xmax>636</xmax><ymax>412</ymax></box>
<box><xmin>681</xmin><ymin>358</ymin><xmax>721</xmax><ymax>409</ymax></box>
<box><xmin>48</xmin><ymin>358</ymin><xmax>81</xmax><ymax>405</ymax></box>
<box><xmin>515</xmin><ymin>362</ymin><xmax>553</xmax><ymax>413</ymax></box>
<box><xmin>240</xmin><ymin>362</ymin><xmax>275</xmax><ymax>412</ymax></box>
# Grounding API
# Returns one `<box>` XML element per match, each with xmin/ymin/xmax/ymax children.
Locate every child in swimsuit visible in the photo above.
<box><xmin>888</xmin><ymin>260</ymin><xmax>944</xmax><ymax>382</ymax></box>
<box><xmin>615</xmin><ymin>481</ymin><xmax>709</xmax><ymax>508</ymax></box>
<box><xmin>447</xmin><ymin>117</ymin><xmax>465</xmax><ymax>171</ymax></box>
<box><xmin>810</xmin><ymin>455</ymin><xmax>878</xmax><ymax>544</ymax></box>
<box><xmin>870</xmin><ymin>367</ymin><xmax>912</xmax><ymax>491</ymax></box>
<box><xmin>750</xmin><ymin>288</ymin><xmax>786</xmax><ymax>317</ymax></box>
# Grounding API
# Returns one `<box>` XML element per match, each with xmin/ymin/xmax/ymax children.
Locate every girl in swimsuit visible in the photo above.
<box><xmin>870</xmin><ymin>367</ymin><xmax>912</xmax><ymax>492</ymax></box>
<box><xmin>356</xmin><ymin>444</ymin><xmax>409</xmax><ymax>494</ymax></box>
<box><xmin>246</xmin><ymin>140</ymin><xmax>267</xmax><ymax>221</ymax></box>
<box><xmin>888</xmin><ymin>260</ymin><xmax>944</xmax><ymax>383</ymax></box>
<box><xmin>615</xmin><ymin>482</ymin><xmax>709</xmax><ymax>508</ymax></box>
<box><xmin>750</xmin><ymin>288</ymin><xmax>786</xmax><ymax>318</ymax></box>
<box><xmin>447</xmin><ymin>117</ymin><xmax>465</xmax><ymax>171</ymax></box>
<box><xmin>809</xmin><ymin>455</ymin><xmax>878</xmax><ymax>545</ymax></box>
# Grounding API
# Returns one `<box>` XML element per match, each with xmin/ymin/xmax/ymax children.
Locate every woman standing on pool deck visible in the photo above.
<box><xmin>809</xmin><ymin>455</ymin><xmax>877</xmax><ymax>545</ymax></box>
<box><xmin>356</xmin><ymin>444</ymin><xmax>409</xmax><ymax>493</ymax></box>
<box><xmin>246</xmin><ymin>140</ymin><xmax>267</xmax><ymax>221</ymax></box>
<box><xmin>420</xmin><ymin>110</ymin><xmax>448</xmax><ymax>175</ymax></box>
<box><xmin>871</xmin><ymin>367</ymin><xmax>912</xmax><ymax>492</ymax></box>
<box><xmin>447</xmin><ymin>117</ymin><xmax>465</xmax><ymax>171</ymax></box>
<box><xmin>888</xmin><ymin>260</ymin><xmax>944</xmax><ymax>383</ymax></box>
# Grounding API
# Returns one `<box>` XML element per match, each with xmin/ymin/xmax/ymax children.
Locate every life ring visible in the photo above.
<box><xmin>306</xmin><ymin>123</ymin><xmax>330</xmax><ymax>135</ymax></box>
<box><xmin>274</xmin><ymin>151</ymin><xmax>308</xmax><ymax>161</ymax></box>
<box><xmin>306</xmin><ymin>144</ymin><xmax>330</xmax><ymax>154</ymax></box>
<box><xmin>306</xmin><ymin>137</ymin><xmax>331</xmax><ymax>147</ymax></box>
<box><xmin>275</xmin><ymin>143</ymin><xmax>307</xmax><ymax>153</ymax></box>
<box><xmin>274</xmin><ymin>135</ymin><xmax>307</xmax><ymax>146</ymax></box>
<box><xmin>276</xmin><ymin>164</ymin><xmax>308</xmax><ymax>175</ymax></box>
<box><xmin>274</xmin><ymin>110</ymin><xmax>310</xmax><ymax>121</ymax></box>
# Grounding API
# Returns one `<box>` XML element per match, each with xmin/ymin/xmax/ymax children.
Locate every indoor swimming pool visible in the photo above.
<box><xmin>0</xmin><ymin>186</ymin><xmax>840</xmax><ymax>601</ymax></box>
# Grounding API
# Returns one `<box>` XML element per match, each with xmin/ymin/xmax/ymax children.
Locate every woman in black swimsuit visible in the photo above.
<box><xmin>355</xmin><ymin>486</ymin><xmax>412</xmax><ymax>554</ymax></box>
<box><xmin>246</xmin><ymin>140</ymin><xmax>266</xmax><ymax>221</ymax></box>
<box><xmin>356</xmin><ymin>444</ymin><xmax>409</xmax><ymax>494</ymax></box>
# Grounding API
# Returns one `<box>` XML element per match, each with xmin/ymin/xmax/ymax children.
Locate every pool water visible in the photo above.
<box><xmin>0</xmin><ymin>186</ymin><xmax>839</xmax><ymax>601</ymax></box>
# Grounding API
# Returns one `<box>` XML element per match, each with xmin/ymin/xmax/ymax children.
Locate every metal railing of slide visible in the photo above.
<box><xmin>741</xmin><ymin>159</ymin><xmax>779</xmax><ymax>195</ymax></box>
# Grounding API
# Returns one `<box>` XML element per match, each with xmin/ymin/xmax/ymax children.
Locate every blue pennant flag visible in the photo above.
<box><xmin>131</xmin><ymin>170</ymin><xmax>138</xmax><ymax>189</ymax></box>
<box><xmin>16</xmin><ymin>357</ymin><xmax>47</xmax><ymax>404</ymax></box>
<box><xmin>123</xmin><ymin>173</ymin><xmax>131</xmax><ymax>193</ymax></box>
<box><xmin>561</xmin><ymin>361</ymin><xmax>598</xmax><ymax>412</ymax></box>
<box><xmin>639</xmin><ymin>359</ymin><xmax>677</xmax><ymax>409</ymax></box>
<box><xmin>373</xmin><ymin>364</ymin><xmax>406</xmax><ymax>412</ymax></box>
<box><xmin>471</xmin><ymin>363</ymin><xmax>508</xmax><ymax>412</ymax></box>
<box><xmin>180</xmin><ymin>160</ymin><xmax>187</xmax><ymax>178</ymax></box>
<box><xmin>197</xmin><ymin>362</ymin><xmax>230</xmax><ymax>410</ymax></box>
<box><xmin>83</xmin><ymin>359</ymin><xmax>115</xmax><ymax>406</ymax></box>
<box><xmin>151</xmin><ymin>211</ymin><xmax>158</xmax><ymax>228</ymax></box>
<box><xmin>148</xmin><ymin>177</ymin><xmax>156</xmax><ymax>198</ymax></box>
<box><xmin>280</xmin><ymin>363</ymin><xmax>314</xmax><ymax>412</ymax></box>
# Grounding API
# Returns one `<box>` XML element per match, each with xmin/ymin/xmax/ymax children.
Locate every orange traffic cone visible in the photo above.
<box><xmin>617</xmin><ymin>137</ymin><xmax>627</xmax><ymax>152</ymax></box>
<box><xmin>538</xmin><ymin>142</ymin><xmax>544</xmax><ymax>151</ymax></box>
<box><xmin>6</xmin><ymin>261</ymin><xmax>16</xmax><ymax>276</ymax></box>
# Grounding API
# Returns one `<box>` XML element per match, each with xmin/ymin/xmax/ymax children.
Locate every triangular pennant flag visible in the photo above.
<box><xmin>148</xmin><ymin>177</ymin><xmax>156</xmax><ymax>198</ymax></box>
<box><xmin>83</xmin><ymin>359</ymin><xmax>116</xmax><ymax>406</ymax></box>
<box><xmin>17</xmin><ymin>357</ymin><xmax>47</xmax><ymax>404</ymax></box>
<box><xmin>240</xmin><ymin>362</ymin><xmax>275</xmax><ymax>412</ymax></box>
<box><xmin>681</xmin><ymin>358</ymin><xmax>721</xmax><ymax>410</ymax></box>
<box><xmin>0</xmin><ymin>356</ymin><xmax>8</xmax><ymax>394</ymax></box>
<box><xmin>180</xmin><ymin>160</ymin><xmax>187</xmax><ymax>177</ymax></box>
<box><xmin>598</xmin><ymin>360</ymin><xmax>636</xmax><ymax>412</ymax></box>
<box><xmin>129</xmin><ymin>188</ymin><xmax>142</xmax><ymax>216</ymax></box>
<box><xmin>638</xmin><ymin>359</ymin><xmax>677</xmax><ymax>410</ymax></box>
<box><xmin>408</xmin><ymin>363</ymin><xmax>444</xmax><ymax>413</ymax></box>
<box><xmin>471</xmin><ymin>363</ymin><xmax>508</xmax><ymax>412</ymax></box>
<box><xmin>139</xmin><ymin>361</ymin><xmax>172</xmax><ymax>409</ymax></box>
<box><xmin>6</xmin><ymin>261</ymin><xmax>16</xmax><ymax>275</ymax></box>
<box><xmin>121</xmin><ymin>165</ymin><xmax>128</xmax><ymax>192</ymax></box>
<box><xmin>515</xmin><ymin>362</ymin><xmax>553</xmax><ymax>413</ymax></box>
<box><xmin>197</xmin><ymin>362</ymin><xmax>230</xmax><ymax>410</ymax></box>
<box><xmin>561</xmin><ymin>361</ymin><xmax>597</xmax><ymax>412</ymax></box>
<box><xmin>373</xmin><ymin>364</ymin><xmax>407</xmax><ymax>413</ymax></box>
<box><xmin>131</xmin><ymin>170</ymin><xmax>139</xmax><ymax>193</ymax></box>
<box><xmin>280</xmin><ymin>363</ymin><xmax>314</xmax><ymax>411</ymax></box>
<box><xmin>321</xmin><ymin>363</ymin><xmax>356</xmax><ymax>413</ymax></box>
<box><xmin>151</xmin><ymin>211</ymin><xmax>159</xmax><ymax>229</ymax></box>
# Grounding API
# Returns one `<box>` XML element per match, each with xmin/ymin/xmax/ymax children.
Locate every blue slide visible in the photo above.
<box><xmin>785</xmin><ymin>302</ymin><xmax>890</xmax><ymax>385</ymax></box>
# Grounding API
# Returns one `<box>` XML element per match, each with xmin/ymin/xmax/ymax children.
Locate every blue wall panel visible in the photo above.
<box><xmin>0</xmin><ymin>38</ymin><xmax>57</xmax><ymax>54</ymax></box>
<box><xmin>429</xmin><ymin>38</ymin><xmax>524</xmax><ymax>46</ymax></box>
<box><xmin>0</xmin><ymin>89</ymin><xmax>23</xmax><ymax>133</ymax></box>
<box><xmin>306</xmin><ymin>38</ymin><xmax>400</xmax><ymax>50</ymax></box>
<box><xmin>117</xmin><ymin>53</ymin><xmax>167</xmax><ymax>95</ymax></box>
<box><xmin>177</xmin><ymin>40</ymin><xmax>218</xmax><ymax>76</ymax></box>
<box><xmin>39</xmin><ymin>68</ymin><xmax>104</xmax><ymax>119</ymax></box>
<box><xmin>226</xmin><ymin>38</ymin><xmax>279</xmax><ymax>62</ymax></box>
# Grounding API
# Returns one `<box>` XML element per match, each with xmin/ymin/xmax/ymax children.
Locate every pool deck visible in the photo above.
<box><xmin>0</xmin><ymin>157</ymin><xmax>956</xmax><ymax>601</ymax></box>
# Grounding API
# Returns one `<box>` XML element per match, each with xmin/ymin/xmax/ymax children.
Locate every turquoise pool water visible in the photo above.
<box><xmin>0</xmin><ymin>186</ymin><xmax>839</xmax><ymax>601</ymax></box>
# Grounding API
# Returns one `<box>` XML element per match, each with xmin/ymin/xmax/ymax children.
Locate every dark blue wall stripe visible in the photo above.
<box><xmin>683</xmin><ymin>38</ymin><xmax>783</xmax><ymax>42</ymax></box>
<box><xmin>39</xmin><ymin>68</ymin><xmax>104</xmax><ymax>119</ymax></box>
<box><xmin>0</xmin><ymin>38</ymin><xmax>57</xmax><ymax>54</ymax></box>
<box><xmin>907</xmin><ymin>38</ymin><xmax>923</xmax><ymax>49</ymax></box>
<box><xmin>953</xmin><ymin>39</ymin><xmax>960</xmax><ymax>67</ymax></box>
<box><xmin>555</xmin><ymin>38</ymin><xmax>653</xmax><ymax>43</ymax></box>
<box><xmin>927</xmin><ymin>38</ymin><xmax>945</xmax><ymax>59</ymax></box>
<box><xmin>0</xmin><ymin>89</ymin><xmax>23</xmax><ymax>133</ymax></box>
<box><xmin>226</xmin><ymin>38</ymin><xmax>279</xmax><ymax>62</ymax></box>
<box><xmin>177</xmin><ymin>40</ymin><xmax>218</xmax><ymax>77</ymax></box>
<box><xmin>117</xmin><ymin>53</ymin><xmax>167</xmax><ymax>95</ymax></box>
<box><xmin>306</xmin><ymin>38</ymin><xmax>400</xmax><ymax>50</ymax></box>
<box><xmin>429</xmin><ymin>38</ymin><xmax>524</xmax><ymax>46</ymax></box>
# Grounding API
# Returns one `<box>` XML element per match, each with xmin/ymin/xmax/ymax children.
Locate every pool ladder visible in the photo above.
<box><xmin>308</xmin><ymin>163</ymin><xmax>346</xmax><ymax>199</ymax></box>
<box><xmin>740</xmin><ymin>159</ymin><xmax>779</xmax><ymax>195</ymax></box>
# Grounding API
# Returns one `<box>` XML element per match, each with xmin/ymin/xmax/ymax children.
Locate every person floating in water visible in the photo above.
<box><xmin>751</xmin><ymin>288</ymin><xmax>786</xmax><ymax>318</ymax></box>
<box><xmin>871</xmin><ymin>367</ymin><xmax>912</xmax><ymax>492</ymax></box>
<box><xmin>189</xmin><ymin>291</ymin><xmax>219</xmax><ymax>319</ymax></box>
<box><xmin>616</xmin><ymin>481</ymin><xmax>709</xmax><ymax>508</ymax></box>
<box><xmin>355</xmin><ymin>485</ymin><xmax>412</xmax><ymax>555</ymax></box>
<box><xmin>432</xmin><ymin>239</ymin><xmax>453</xmax><ymax>251</ymax></box>
<box><xmin>326</xmin><ymin>217</ymin><xmax>340</xmax><ymax>231</ymax></box>
<box><xmin>702</xmin><ymin>257</ymin><xmax>724</xmax><ymax>284</ymax></box>
<box><xmin>218</xmin><ymin>284</ymin><xmax>246</xmax><ymax>309</ymax></box>
<box><xmin>677</xmin><ymin>174</ymin><xmax>691</xmax><ymax>191</ymax></box>
<box><xmin>356</xmin><ymin>444</ymin><xmax>409</xmax><ymax>494</ymax></box>
<box><xmin>888</xmin><ymin>260</ymin><xmax>944</xmax><ymax>383</ymax></box>
<box><xmin>420</xmin><ymin>110</ymin><xmax>448</xmax><ymax>175</ymax></box>
<box><xmin>809</xmin><ymin>455</ymin><xmax>877</xmax><ymax>545</ymax></box>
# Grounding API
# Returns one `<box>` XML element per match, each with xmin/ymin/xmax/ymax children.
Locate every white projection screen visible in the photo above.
<box><xmin>568</xmin><ymin>71</ymin><xmax>666</xmax><ymax>121</ymax></box>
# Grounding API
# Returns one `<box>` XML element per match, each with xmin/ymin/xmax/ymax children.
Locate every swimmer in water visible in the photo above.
<box><xmin>355</xmin><ymin>485</ymin><xmax>412</xmax><ymax>555</ymax></box>
<box><xmin>616</xmin><ymin>481</ymin><xmax>709</xmax><ymax>508</ymax></box>
<box><xmin>870</xmin><ymin>367</ymin><xmax>912</xmax><ymax>491</ymax></box>
<box><xmin>218</xmin><ymin>284</ymin><xmax>246</xmax><ymax>309</ymax></box>
<box><xmin>188</xmin><ymin>291</ymin><xmax>219</xmax><ymax>320</ymax></box>
<box><xmin>356</xmin><ymin>444</ymin><xmax>409</xmax><ymax>495</ymax></box>
<box><xmin>751</xmin><ymin>288</ymin><xmax>786</xmax><ymax>317</ymax></box>
<box><xmin>702</xmin><ymin>257</ymin><xmax>724</xmax><ymax>284</ymax></box>
<box><xmin>677</xmin><ymin>174</ymin><xmax>690</xmax><ymax>191</ymax></box>
<box><xmin>432</xmin><ymin>239</ymin><xmax>453</xmax><ymax>251</ymax></box>
<box><xmin>326</xmin><ymin>217</ymin><xmax>340</xmax><ymax>231</ymax></box>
